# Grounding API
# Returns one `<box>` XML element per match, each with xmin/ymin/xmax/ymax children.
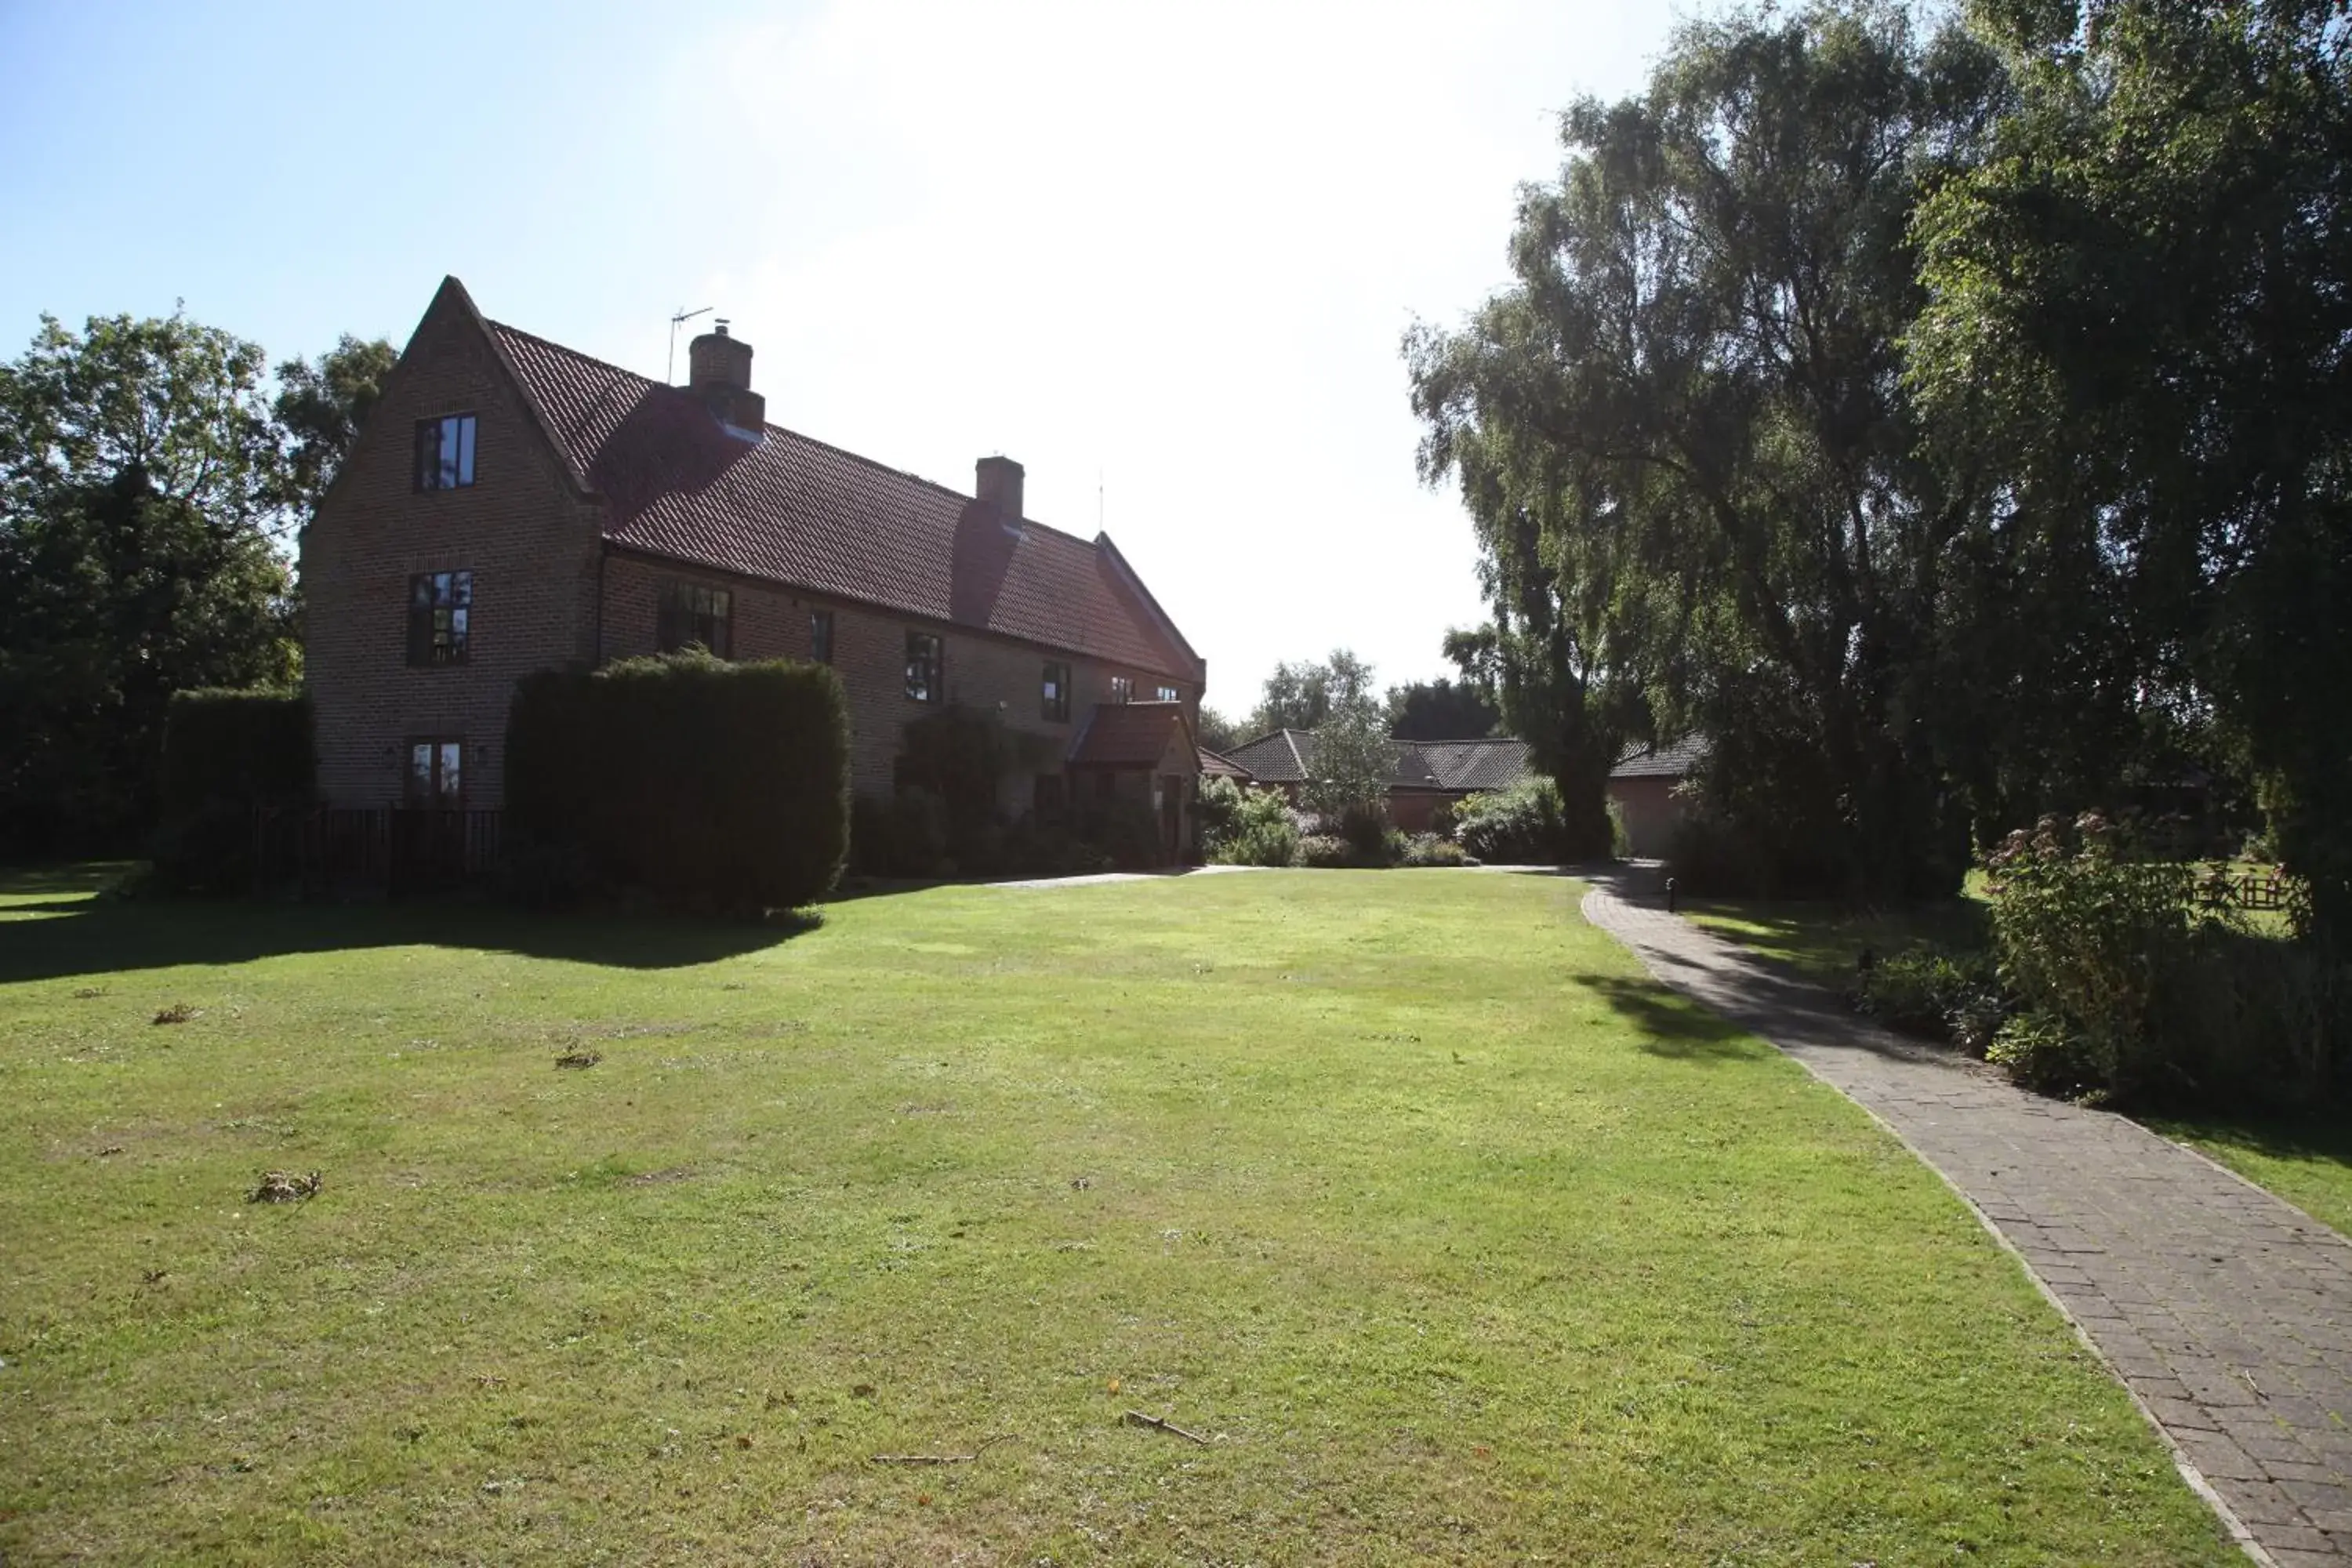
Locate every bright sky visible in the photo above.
<box><xmin>0</xmin><ymin>0</ymin><xmax>1668</xmax><ymax>712</ymax></box>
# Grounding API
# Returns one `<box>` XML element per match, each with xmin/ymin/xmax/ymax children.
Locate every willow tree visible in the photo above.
<box><xmin>1411</xmin><ymin>3</ymin><xmax>2009</xmax><ymax>895</ymax></box>
<box><xmin>1910</xmin><ymin>0</ymin><xmax>2352</xmax><ymax>942</ymax></box>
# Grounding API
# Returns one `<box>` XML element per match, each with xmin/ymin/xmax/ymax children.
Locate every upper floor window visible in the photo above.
<box><xmin>1155</xmin><ymin>684</ymin><xmax>1180</xmax><ymax>703</ymax></box>
<box><xmin>406</xmin><ymin>570</ymin><xmax>471</xmax><ymax>666</ymax></box>
<box><xmin>906</xmin><ymin>631</ymin><xmax>942</xmax><ymax>703</ymax></box>
<box><xmin>1042</xmin><ymin>660</ymin><xmax>1071</xmax><ymax>722</ymax></box>
<box><xmin>414</xmin><ymin>414</ymin><xmax>477</xmax><ymax>492</ymax></box>
<box><xmin>407</xmin><ymin>738</ymin><xmax>464</xmax><ymax>807</ymax></box>
<box><xmin>659</xmin><ymin>580</ymin><xmax>732</xmax><ymax>656</ymax></box>
<box><xmin>810</xmin><ymin>608</ymin><xmax>835</xmax><ymax>665</ymax></box>
<box><xmin>1109</xmin><ymin>675</ymin><xmax>1132</xmax><ymax>704</ymax></box>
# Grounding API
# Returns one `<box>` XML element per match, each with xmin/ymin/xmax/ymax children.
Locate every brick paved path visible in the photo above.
<box><xmin>1581</xmin><ymin>867</ymin><xmax>2352</xmax><ymax>1565</ymax></box>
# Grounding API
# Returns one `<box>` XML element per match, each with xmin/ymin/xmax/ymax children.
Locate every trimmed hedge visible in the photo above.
<box><xmin>152</xmin><ymin>688</ymin><xmax>312</xmax><ymax>891</ymax></box>
<box><xmin>506</xmin><ymin>650</ymin><xmax>849</xmax><ymax>913</ymax></box>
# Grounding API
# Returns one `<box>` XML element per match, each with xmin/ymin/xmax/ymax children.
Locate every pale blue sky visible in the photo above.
<box><xmin>0</xmin><ymin>1</ymin><xmax>1670</xmax><ymax>711</ymax></box>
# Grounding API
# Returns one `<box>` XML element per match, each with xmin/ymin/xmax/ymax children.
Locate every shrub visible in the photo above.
<box><xmin>1850</xmin><ymin>945</ymin><xmax>2003</xmax><ymax>1047</ymax></box>
<box><xmin>1297</xmin><ymin>834</ymin><xmax>1353</xmax><ymax>869</ymax></box>
<box><xmin>1196</xmin><ymin>775</ymin><xmax>1247</xmax><ymax>857</ymax></box>
<box><xmin>1986</xmin><ymin>1010</ymin><xmax>2100</xmax><ymax>1094</ymax></box>
<box><xmin>1399</xmin><ymin>833</ymin><xmax>1468</xmax><ymax>868</ymax></box>
<box><xmin>151</xmin><ymin>688</ymin><xmax>312</xmax><ymax>892</ymax></box>
<box><xmin>1456</xmin><ymin>778</ymin><xmax>1573</xmax><ymax>865</ymax></box>
<box><xmin>897</xmin><ymin>706</ymin><xmax>1018</xmax><ymax>862</ymax></box>
<box><xmin>1212</xmin><ymin>786</ymin><xmax>1301</xmax><ymax>868</ymax></box>
<box><xmin>1983</xmin><ymin>814</ymin><xmax>2195</xmax><ymax>1102</ymax></box>
<box><xmin>507</xmin><ymin>650</ymin><xmax>849</xmax><ymax>913</ymax></box>
<box><xmin>1076</xmin><ymin>798</ymin><xmax>1163</xmax><ymax>871</ymax></box>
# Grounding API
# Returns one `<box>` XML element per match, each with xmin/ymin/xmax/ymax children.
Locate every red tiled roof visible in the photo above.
<box><xmin>483</xmin><ymin>317</ymin><xmax>1200</xmax><ymax>681</ymax></box>
<box><xmin>1198</xmin><ymin>746</ymin><xmax>1252</xmax><ymax>779</ymax></box>
<box><xmin>1069</xmin><ymin>702</ymin><xmax>1195</xmax><ymax>768</ymax></box>
<box><xmin>1221</xmin><ymin>728</ymin><xmax>1313</xmax><ymax>783</ymax></box>
<box><xmin>1223</xmin><ymin>728</ymin><xmax>1532</xmax><ymax>793</ymax></box>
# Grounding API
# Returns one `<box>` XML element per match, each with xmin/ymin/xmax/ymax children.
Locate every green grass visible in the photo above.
<box><xmin>1684</xmin><ymin>890</ymin><xmax>2352</xmax><ymax>1243</ymax></box>
<box><xmin>0</xmin><ymin>868</ymin><xmax>2233</xmax><ymax>1565</ymax></box>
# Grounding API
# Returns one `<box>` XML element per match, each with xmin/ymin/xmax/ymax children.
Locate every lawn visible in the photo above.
<box><xmin>0</xmin><ymin>867</ymin><xmax>2234</xmax><ymax>1565</ymax></box>
<box><xmin>1683</xmin><ymin>892</ymin><xmax>2352</xmax><ymax>1241</ymax></box>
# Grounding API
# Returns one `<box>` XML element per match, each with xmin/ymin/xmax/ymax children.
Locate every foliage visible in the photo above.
<box><xmin>1409</xmin><ymin>5</ymin><xmax>2009</xmax><ymax>899</ymax></box>
<box><xmin>1073</xmin><ymin>798</ymin><xmax>1164</xmax><ymax>872</ymax></box>
<box><xmin>272</xmin><ymin>335</ymin><xmax>397</xmax><ymax>524</ymax></box>
<box><xmin>0</xmin><ymin>313</ymin><xmax>302</xmax><ymax>855</ymax></box>
<box><xmin>896</xmin><ymin>705</ymin><xmax>1016</xmax><ymax>863</ymax></box>
<box><xmin>1245</xmin><ymin>648</ymin><xmax>1376</xmax><ymax>739</ymax></box>
<box><xmin>1296</xmin><ymin>833</ymin><xmax>1354</xmax><ymax>869</ymax></box>
<box><xmin>1398</xmin><ymin>833</ymin><xmax>1468</xmax><ymax>868</ymax></box>
<box><xmin>150</xmin><ymin>688</ymin><xmax>312</xmax><ymax>893</ymax></box>
<box><xmin>1385</xmin><ymin>677</ymin><xmax>1499</xmax><ymax>741</ymax></box>
<box><xmin>1983</xmin><ymin>815</ymin><xmax>2197</xmax><ymax>1102</ymax></box>
<box><xmin>506</xmin><ymin>649</ymin><xmax>850</xmax><ymax>913</ymax></box>
<box><xmin>1195</xmin><ymin>704</ymin><xmax>1243</xmax><ymax>754</ymax></box>
<box><xmin>1301</xmin><ymin>698</ymin><xmax>1393</xmax><ymax>822</ymax></box>
<box><xmin>1911</xmin><ymin>0</ymin><xmax>2352</xmax><ymax>946</ymax></box>
<box><xmin>1207</xmin><ymin>781</ymin><xmax>1301</xmax><ymax>868</ymax></box>
<box><xmin>1850</xmin><ymin>944</ymin><xmax>2003</xmax><ymax>1049</ymax></box>
<box><xmin>1456</xmin><ymin>777</ymin><xmax>1575</xmax><ymax>866</ymax></box>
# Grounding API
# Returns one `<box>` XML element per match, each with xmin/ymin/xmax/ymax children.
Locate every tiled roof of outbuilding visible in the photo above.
<box><xmin>1069</xmin><ymin>701</ymin><xmax>1196</xmax><ymax>768</ymax></box>
<box><xmin>1221</xmin><ymin>729</ymin><xmax>1534</xmax><ymax>793</ymax></box>
<box><xmin>1610</xmin><ymin>735</ymin><xmax>1710</xmax><ymax>779</ymax></box>
<box><xmin>1198</xmin><ymin>746</ymin><xmax>1252</xmax><ymax>779</ymax></box>
<box><xmin>481</xmin><ymin>312</ymin><xmax>1200</xmax><ymax>681</ymax></box>
<box><xmin>1221</xmin><ymin>729</ymin><xmax>1314</xmax><ymax>783</ymax></box>
<box><xmin>1409</xmin><ymin>739</ymin><xmax>1532</xmax><ymax>793</ymax></box>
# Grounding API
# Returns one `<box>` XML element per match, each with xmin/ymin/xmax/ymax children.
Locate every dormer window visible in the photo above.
<box><xmin>414</xmin><ymin>414</ymin><xmax>477</xmax><ymax>492</ymax></box>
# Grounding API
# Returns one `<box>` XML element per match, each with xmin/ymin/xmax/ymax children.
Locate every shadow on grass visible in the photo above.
<box><xmin>1566</xmin><ymin>971</ymin><xmax>1762</xmax><ymax>1062</ymax></box>
<box><xmin>2146</xmin><ymin>1110</ymin><xmax>2352</xmax><ymax>1181</ymax></box>
<box><xmin>0</xmin><ymin>876</ymin><xmax>816</xmax><ymax>985</ymax></box>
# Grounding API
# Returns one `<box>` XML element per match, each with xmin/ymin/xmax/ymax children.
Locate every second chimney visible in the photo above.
<box><xmin>686</xmin><ymin>320</ymin><xmax>765</xmax><ymax>434</ymax></box>
<box><xmin>976</xmin><ymin>455</ymin><xmax>1024</xmax><ymax>520</ymax></box>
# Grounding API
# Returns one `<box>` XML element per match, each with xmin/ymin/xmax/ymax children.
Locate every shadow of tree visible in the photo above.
<box><xmin>2146</xmin><ymin>1110</ymin><xmax>2352</xmax><ymax>1182</ymax></box>
<box><xmin>0</xmin><ymin>888</ymin><xmax>815</xmax><ymax>986</ymax></box>
<box><xmin>1563</xmin><ymin>971</ymin><xmax>1766</xmax><ymax>1062</ymax></box>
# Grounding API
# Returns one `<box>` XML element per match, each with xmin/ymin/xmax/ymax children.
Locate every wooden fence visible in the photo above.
<box><xmin>256</xmin><ymin>807</ymin><xmax>504</xmax><ymax>897</ymax></box>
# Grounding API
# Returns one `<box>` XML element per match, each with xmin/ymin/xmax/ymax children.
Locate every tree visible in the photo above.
<box><xmin>273</xmin><ymin>335</ymin><xmax>397</xmax><ymax>528</ymax></box>
<box><xmin>1244</xmin><ymin>648</ymin><xmax>1376</xmax><ymax>739</ymax></box>
<box><xmin>0</xmin><ymin>311</ymin><xmax>298</xmax><ymax>854</ymax></box>
<box><xmin>1301</xmin><ymin>685</ymin><xmax>1393</xmax><ymax>824</ymax></box>
<box><xmin>1385</xmin><ymin>677</ymin><xmax>1500</xmax><ymax>741</ymax></box>
<box><xmin>1195</xmin><ymin>704</ymin><xmax>1243</xmax><ymax>753</ymax></box>
<box><xmin>1910</xmin><ymin>0</ymin><xmax>2352</xmax><ymax>942</ymax></box>
<box><xmin>1410</xmin><ymin>2</ymin><xmax>2009</xmax><ymax>893</ymax></box>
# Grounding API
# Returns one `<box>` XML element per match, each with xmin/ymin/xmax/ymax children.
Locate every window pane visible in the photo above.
<box><xmin>456</xmin><ymin>416</ymin><xmax>475</xmax><ymax>486</ymax></box>
<box><xmin>438</xmin><ymin>742</ymin><xmax>463</xmax><ymax>803</ymax></box>
<box><xmin>410</xmin><ymin>742</ymin><xmax>433</xmax><ymax>797</ymax></box>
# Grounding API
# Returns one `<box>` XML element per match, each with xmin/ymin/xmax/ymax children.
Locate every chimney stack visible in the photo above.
<box><xmin>686</xmin><ymin>320</ymin><xmax>765</xmax><ymax>434</ymax></box>
<box><xmin>976</xmin><ymin>455</ymin><xmax>1024</xmax><ymax>520</ymax></box>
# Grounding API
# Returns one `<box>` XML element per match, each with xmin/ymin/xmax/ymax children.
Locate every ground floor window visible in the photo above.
<box><xmin>659</xmin><ymin>580</ymin><xmax>733</xmax><ymax>656</ymax></box>
<box><xmin>406</xmin><ymin>738</ymin><xmax>464</xmax><ymax>807</ymax></box>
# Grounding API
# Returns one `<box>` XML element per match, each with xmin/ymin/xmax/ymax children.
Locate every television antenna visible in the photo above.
<box><xmin>666</xmin><ymin>306</ymin><xmax>712</xmax><ymax>383</ymax></box>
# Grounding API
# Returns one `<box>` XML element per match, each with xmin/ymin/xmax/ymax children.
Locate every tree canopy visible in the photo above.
<box><xmin>1410</xmin><ymin>0</ymin><xmax>2352</xmax><ymax>921</ymax></box>
<box><xmin>1</xmin><ymin>310</ymin><xmax>383</xmax><ymax>854</ymax></box>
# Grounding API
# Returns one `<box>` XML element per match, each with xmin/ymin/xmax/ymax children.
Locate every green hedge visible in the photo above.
<box><xmin>506</xmin><ymin>649</ymin><xmax>849</xmax><ymax>913</ymax></box>
<box><xmin>152</xmin><ymin>688</ymin><xmax>312</xmax><ymax>891</ymax></box>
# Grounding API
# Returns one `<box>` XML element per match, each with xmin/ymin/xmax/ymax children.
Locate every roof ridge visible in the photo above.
<box><xmin>485</xmin><ymin>316</ymin><xmax>1105</xmax><ymax>555</ymax></box>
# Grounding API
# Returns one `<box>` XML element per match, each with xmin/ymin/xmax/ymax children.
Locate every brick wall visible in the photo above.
<box><xmin>300</xmin><ymin>287</ymin><xmax>604</xmax><ymax>810</ymax></box>
<box><xmin>600</xmin><ymin>549</ymin><xmax>1199</xmax><ymax>804</ymax></box>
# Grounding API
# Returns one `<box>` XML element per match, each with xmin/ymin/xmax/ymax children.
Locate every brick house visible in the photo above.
<box><xmin>300</xmin><ymin>277</ymin><xmax>1207</xmax><ymax>859</ymax></box>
